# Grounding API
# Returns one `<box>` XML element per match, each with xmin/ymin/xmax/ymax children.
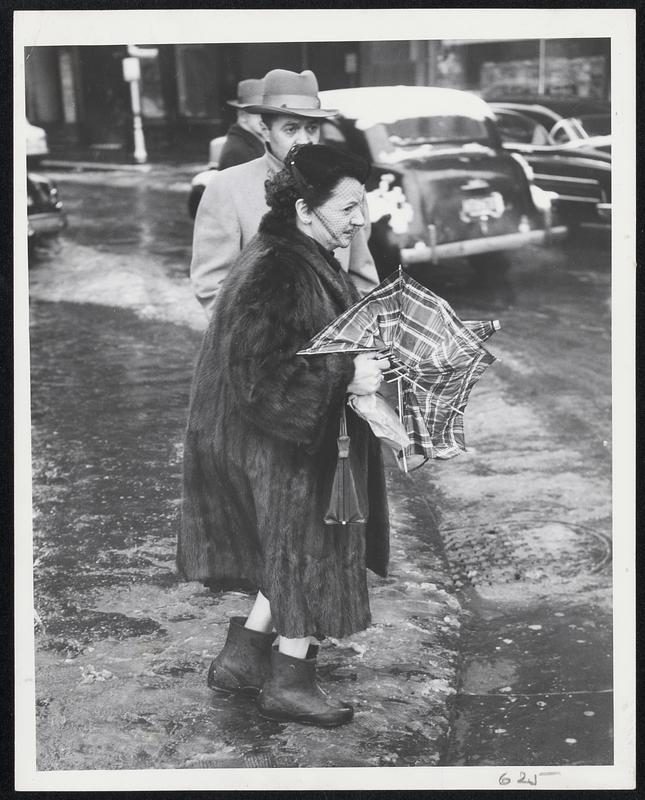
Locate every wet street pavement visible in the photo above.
<box><xmin>25</xmin><ymin>167</ymin><xmax>612</xmax><ymax>772</ymax></box>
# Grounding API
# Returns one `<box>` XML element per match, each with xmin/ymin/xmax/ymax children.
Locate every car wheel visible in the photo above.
<box><xmin>188</xmin><ymin>185</ymin><xmax>205</xmax><ymax>219</ymax></box>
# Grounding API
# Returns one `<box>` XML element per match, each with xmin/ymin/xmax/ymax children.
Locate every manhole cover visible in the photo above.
<box><xmin>441</xmin><ymin>519</ymin><xmax>611</xmax><ymax>592</ymax></box>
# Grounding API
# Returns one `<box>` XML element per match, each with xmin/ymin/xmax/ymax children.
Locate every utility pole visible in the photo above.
<box><xmin>122</xmin><ymin>45</ymin><xmax>158</xmax><ymax>164</ymax></box>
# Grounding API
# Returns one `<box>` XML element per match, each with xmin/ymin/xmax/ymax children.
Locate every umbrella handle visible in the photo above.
<box><xmin>397</xmin><ymin>377</ymin><xmax>408</xmax><ymax>473</ymax></box>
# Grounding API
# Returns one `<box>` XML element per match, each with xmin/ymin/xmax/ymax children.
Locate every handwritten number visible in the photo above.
<box><xmin>499</xmin><ymin>772</ymin><xmax>538</xmax><ymax>787</ymax></box>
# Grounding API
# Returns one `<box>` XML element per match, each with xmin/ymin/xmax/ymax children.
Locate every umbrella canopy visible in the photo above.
<box><xmin>298</xmin><ymin>268</ymin><xmax>500</xmax><ymax>468</ymax></box>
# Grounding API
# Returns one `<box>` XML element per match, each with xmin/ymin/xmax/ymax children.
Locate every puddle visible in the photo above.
<box><xmin>43</xmin><ymin>608</ymin><xmax>165</xmax><ymax>644</ymax></box>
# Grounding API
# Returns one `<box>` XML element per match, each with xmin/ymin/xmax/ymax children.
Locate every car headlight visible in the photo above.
<box><xmin>366</xmin><ymin>177</ymin><xmax>414</xmax><ymax>234</ymax></box>
<box><xmin>509</xmin><ymin>152</ymin><xmax>535</xmax><ymax>183</ymax></box>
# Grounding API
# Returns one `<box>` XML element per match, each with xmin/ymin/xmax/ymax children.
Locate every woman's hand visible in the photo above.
<box><xmin>347</xmin><ymin>353</ymin><xmax>390</xmax><ymax>396</ymax></box>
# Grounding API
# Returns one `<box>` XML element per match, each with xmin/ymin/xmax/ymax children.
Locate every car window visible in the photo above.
<box><xmin>378</xmin><ymin>115</ymin><xmax>488</xmax><ymax>147</ymax></box>
<box><xmin>575</xmin><ymin>115</ymin><xmax>611</xmax><ymax>137</ymax></box>
<box><xmin>365</xmin><ymin>116</ymin><xmax>489</xmax><ymax>151</ymax></box>
<box><xmin>494</xmin><ymin>111</ymin><xmax>550</xmax><ymax>145</ymax></box>
<box><xmin>550</xmin><ymin>120</ymin><xmax>575</xmax><ymax>144</ymax></box>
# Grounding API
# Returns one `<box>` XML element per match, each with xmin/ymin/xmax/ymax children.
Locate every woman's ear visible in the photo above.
<box><xmin>295</xmin><ymin>198</ymin><xmax>313</xmax><ymax>226</ymax></box>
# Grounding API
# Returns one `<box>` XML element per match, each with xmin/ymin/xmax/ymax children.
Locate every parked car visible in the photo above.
<box><xmin>26</xmin><ymin>121</ymin><xmax>66</xmax><ymax>243</ymax></box>
<box><xmin>26</xmin><ymin>121</ymin><xmax>49</xmax><ymax>165</ymax></box>
<box><xmin>188</xmin><ymin>86</ymin><xmax>565</xmax><ymax>276</ymax></box>
<box><xmin>188</xmin><ymin>136</ymin><xmax>226</xmax><ymax>218</ymax></box>
<box><xmin>316</xmin><ymin>86</ymin><xmax>565</xmax><ymax>276</ymax></box>
<box><xmin>487</xmin><ymin>97</ymin><xmax>611</xmax><ymax>226</ymax></box>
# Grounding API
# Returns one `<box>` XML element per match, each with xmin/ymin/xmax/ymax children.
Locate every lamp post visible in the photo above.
<box><xmin>537</xmin><ymin>39</ymin><xmax>547</xmax><ymax>95</ymax></box>
<box><xmin>122</xmin><ymin>45</ymin><xmax>158</xmax><ymax>165</ymax></box>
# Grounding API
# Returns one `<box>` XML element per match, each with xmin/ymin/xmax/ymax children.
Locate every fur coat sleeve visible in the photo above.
<box><xmin>219</xmin><ymin>228</ymin><xmax>355</xmax><ymax>451</ymax></box>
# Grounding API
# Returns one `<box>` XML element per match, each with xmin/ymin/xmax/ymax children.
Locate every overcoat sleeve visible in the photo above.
<box><xmin>225</xmin><ymin>264</ymin><xmax>355</xmax><ymax>450</ymax></box>
<box><xmin>190</xmin><ymin>174</ymin><xmax>241</xmax><ymax>317</ymax></box>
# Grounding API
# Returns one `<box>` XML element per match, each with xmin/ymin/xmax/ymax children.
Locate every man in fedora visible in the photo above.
<box><xmin>191</xmin><ymin>68</ymin><xmax>379</xmax><ymax>316</ymax></box>
<box><xmin>218</xmin><ymin>78</ymin><xmax>267</xmax><ymax>171</ymax></box>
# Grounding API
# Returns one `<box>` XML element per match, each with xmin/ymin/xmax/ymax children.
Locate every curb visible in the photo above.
<box><xmin>41</xmin><ymin>159</ymin><xmax>154</xmax><ymax>173</ymax></box>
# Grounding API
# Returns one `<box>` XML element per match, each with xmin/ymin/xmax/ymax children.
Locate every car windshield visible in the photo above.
<box><xmin>369</xmin><ymin>115</ymin><xmax>490</xmax><ymax>148</ymax></box>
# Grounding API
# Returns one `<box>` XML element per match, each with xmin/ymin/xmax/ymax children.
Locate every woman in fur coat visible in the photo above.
<box><xmin>179</xmin><ymin>144</ymin><xmax>391</xmax><ymax>728</ymax></box>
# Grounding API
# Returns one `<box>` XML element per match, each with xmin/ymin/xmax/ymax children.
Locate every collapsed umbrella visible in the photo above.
<box><xmin>298</xmin><ymin>267</ymin><xmax>500</xmax><ymax>470</ymax></box>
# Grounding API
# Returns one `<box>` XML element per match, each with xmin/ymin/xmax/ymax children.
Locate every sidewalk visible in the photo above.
<box><xmin>42</xmin><ymin>138</ymin><xmax>207</xmax><ymax>170</ymax></box>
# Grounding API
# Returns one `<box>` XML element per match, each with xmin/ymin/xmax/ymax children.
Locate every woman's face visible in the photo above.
<box><xmin>309</xmin><ymin>177</ymin><xmax>366</xmax><ymax>250</ymax></box>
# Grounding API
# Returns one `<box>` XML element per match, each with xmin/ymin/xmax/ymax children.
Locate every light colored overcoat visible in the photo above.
<box><xmin>190</xmin><ymin>149</ymin><xmax>379</xmax><ymax>316</ymax></box>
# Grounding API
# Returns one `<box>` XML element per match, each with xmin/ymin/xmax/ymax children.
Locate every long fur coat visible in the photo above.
<box><xmin>178</xmin><ymin>212</ymin><xmax>390</xmax><ymax>639</ymax></box>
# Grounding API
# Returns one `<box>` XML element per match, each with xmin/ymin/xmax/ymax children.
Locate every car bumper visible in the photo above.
<box><xmin>28</xmin><ymin>211</ymin><xmax>66</xmax><ymax>238</ymax></box>
<box><xmin>400</xmin><ymin>225</ymin><xmax>568</xmax><ymax>264</ymax></box>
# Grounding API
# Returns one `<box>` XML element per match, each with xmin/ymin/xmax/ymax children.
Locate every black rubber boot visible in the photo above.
<box><xmin>257</xmin><ymin>648</ymin><xmax>353</xmax><ymax>728</ymax></box>
<box><xmin>207</xmin><ymin>617</ymin><xmax>275</xmax><ymax>696</ymax></box>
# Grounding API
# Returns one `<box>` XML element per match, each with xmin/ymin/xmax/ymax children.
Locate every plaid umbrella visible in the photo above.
<box><xmin>298</xmin><ymin>268</ymin><xmax>500</xmax><ymax>470</ymax></box>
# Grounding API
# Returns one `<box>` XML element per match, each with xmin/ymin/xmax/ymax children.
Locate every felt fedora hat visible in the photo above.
<box><xmin>245</xmin><ymin>69</ymin><xmax>338</xmax><ymax>118</ymax></box>
<box><xmin>227</xmin><ymin>78</ymin><xmax>265</xmax><ymax>109</ymax></box>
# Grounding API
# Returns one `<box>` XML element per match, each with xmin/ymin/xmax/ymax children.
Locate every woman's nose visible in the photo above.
<box><xmin>351</xmin><ymin>208</ymin><xmax>365</xmax><ymax>227</ymax></box>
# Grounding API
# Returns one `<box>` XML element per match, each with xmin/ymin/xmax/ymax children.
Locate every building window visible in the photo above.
<box><xmin>140</xmin><ymin>56</ymin><xmax>166</xmax><ymax>119</ymax></box>
<box><xmin>175</xmin><ymin>45</ymin><xmax>221</xmax><ymax>120</ymax></box>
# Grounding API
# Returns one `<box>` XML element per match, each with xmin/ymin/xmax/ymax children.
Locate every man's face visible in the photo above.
<box><xmin>267</xmin><ymin>114</ymin><xmax>321</xmax><ymax>162</ymax></box>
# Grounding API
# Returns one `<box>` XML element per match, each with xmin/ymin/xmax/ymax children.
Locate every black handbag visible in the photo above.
<box><xmin>324</xmin><ymin>404</ymin><xmax>366</xmax><ymax>526</ymax></box>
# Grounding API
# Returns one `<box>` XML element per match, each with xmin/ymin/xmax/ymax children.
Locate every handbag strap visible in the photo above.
<box><xmin>337</xmin><ymin>402</ymin><xmax>350</xmax><ymax>458</ymax></box>
<box><xmin>339</xmin><ymin>402</ymin><xmax>348</xmax><ymax>437</ymax></box>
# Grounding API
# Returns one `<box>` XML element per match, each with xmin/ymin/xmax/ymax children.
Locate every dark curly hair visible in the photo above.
<box><xmin>264</xmin><ymin>143</ymin><xmax>370</xmax><ymax>221</ymax></box>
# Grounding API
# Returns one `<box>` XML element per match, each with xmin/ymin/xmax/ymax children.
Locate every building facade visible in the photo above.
<box><xmin>24</xmin><ymin>38</ymin><xmax>610</xmax><ymax>162</ymax></box>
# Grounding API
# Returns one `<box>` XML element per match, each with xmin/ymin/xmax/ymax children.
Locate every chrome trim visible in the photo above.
<box><xmin>553</xmin><ymin>195</ymin><xmax>600</xmax><ymax>204</ymax></box>
<box><xmin>489</xmin><ymin>102</ymin><xmax>562</xmax><ymax>125</ymax></box>
<box><xmin>400</xmin><ymin>226</ymin><xmax>568</xmax><ymax>264</ymax></box>
<box><xmin>533</xmin><ymin>173</ymin><xmax>600</xmax><ymax>186</ymax></box>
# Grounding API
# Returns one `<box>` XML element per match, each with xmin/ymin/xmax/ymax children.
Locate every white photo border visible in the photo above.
<box><xmin>14</xmin><ymin>7</ymin><xmax>636</xmax><ymax>791</ymax></box>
